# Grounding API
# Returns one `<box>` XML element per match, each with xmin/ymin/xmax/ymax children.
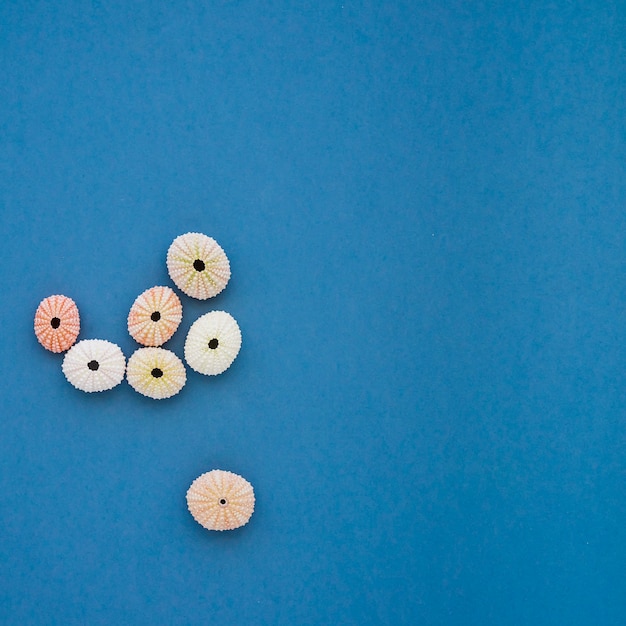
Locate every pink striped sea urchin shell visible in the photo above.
<box><xmin>62</xmin><ymin>339</ymin><xmax>126</xmax><ymax>393</ymax></box>
<box><xmin>186</xmin><ymin>470</ymin><xmax>255</xmax><ymax>531</ymax></box>
<box><xmin>34</xmin><ymin>295</ymin><xmax>80</xmax><ymax>353</ymax></box>
<box><xmin>166</xmin><ymin>232</ymin><xmax>231</xmax><ymax>300</ymax></box>
<box><xmin>127</xmin><ymin>286</ymin><xmax>182</xmax><ymax>347</ymax></box>
<box><xmin>126</xmin><ymin>347</ymin><xmax>186</xmax><ymax>399</ymax></box>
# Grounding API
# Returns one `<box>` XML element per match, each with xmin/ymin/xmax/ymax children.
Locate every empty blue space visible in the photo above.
<box><xmin>1</xmin><ymin>1</ymin><xmax>624</xmax><ymax>624</ymax></box>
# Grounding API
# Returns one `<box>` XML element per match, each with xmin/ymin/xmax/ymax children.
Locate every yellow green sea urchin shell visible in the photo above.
<box><xmin>166</xmin><ymin>232</ymin><xmax>231</xmax><ymax>300</ymax></box>
<box><xmin>126</xmin><ymin>347</ymin><xmax>186</xmax><ymax>399</ymax></box>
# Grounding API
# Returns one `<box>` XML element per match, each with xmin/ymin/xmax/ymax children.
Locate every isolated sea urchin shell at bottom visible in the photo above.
<box><xmin>34</xmin><ymin>294</ymin><xmax>80</xmax><ymax>353</ymax></box>
<box><xmin>184</xmin><ymin>311</ymin><xmax>242</xmax><ymax>376</ymax></box>
<box><xmin>186</xmin><ymin>470</ymin><xmax>255</xmax><ymax>531</ymax></box>
<box><xmin>166</xmin><ymin>232</ymin><xmax>231</xmax><ymax>300</ymax></box>
<box><xmin>62</xmin><ymin>339</ymin><xmax>126</xmax><ymax>393</ymax></box>
<box><xmin>126</xmin><ymin>347</ymin><xmax>186</xmax><ymax>399</ymax></box>
<box><xmin>127</xmin><ymin>286</ymin><xmax>182</xmax><ymax>346</ymax></box>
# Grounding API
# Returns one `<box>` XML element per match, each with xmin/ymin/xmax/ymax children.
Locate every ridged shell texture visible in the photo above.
<box><xmin>184</xmin><ymin>311</ymin><xmax>242</xmax><ymax>376</ymax></box>
<box><xmin>62</xmin><ymin>339</ymin><xmax>126</xmax><ymax>393</ymax></box>
<box><xmin>34</xmin><ymin>295</ymin><xmax>80</xmax><ymax>353</ymax></box>
<box><xmin>128</xmin><ymin>286</ymin><xmax>182</xmax><ymax>346</ymax></box>
<box><xmin>126</xmin><ymin>347</ymin><xmax>187</xmax><ymax>399</ymax></box>
<box><xmin>166</xmin><ymin>232</ymin><xmax>231</xmax><ymax>300</ymax></box>
<box><xmin>186</xmin><ymin>470</ymin><xmax>255</xmax><ymax>531</ymax></box>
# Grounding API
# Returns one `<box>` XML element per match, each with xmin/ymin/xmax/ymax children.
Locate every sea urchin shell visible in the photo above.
<box><xmin>127</xmin><ymin>286</ymin><xmax>182</xmax><ymax>347</ymax></box>
<box><xmin>62</xmin><ymin>339</ymin><xmax>126</xmax><ymax>393</ymax></box>
<box><xmin>34</xmin><ymin>295</ymin><xmax>80</xmax><ymax>353</ymax></box>
<box><xmin>166</xmin><ymin>232</ymin><xmax>231</xmax><ymax>300</ymax></box>
<box><xmin>126</xmin><ymin>347</ymin><xmax>186</xmax><ymax>399</ymax></box>
<box><xmin>186</xmin><ymin>470</ymin><xmax>255</xmax><ymax>531</ymax></box>
<box><xmin>184</xmin><ymin>311</ymin><xmax>242</xmax><ymax>376</ymax></box>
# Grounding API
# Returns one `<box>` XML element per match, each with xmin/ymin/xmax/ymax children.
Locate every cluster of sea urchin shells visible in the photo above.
<box><xmin>34</xmin><ymin>232</ymin><xmax>254</xmax><ymax>531</ymax></box>
<box><xmin>34</xmin><ymin>233</ymin><xmax>242</xmax><ymax>399</ymax></box>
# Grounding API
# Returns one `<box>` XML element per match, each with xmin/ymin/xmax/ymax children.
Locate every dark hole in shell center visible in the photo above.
<box><xmin>151</xmin><ymin>368</ymin><xmax>164</xmax><ymax>378</ymax></box>
<box><xmin>50</xmin><ymin>317</ymin><xmax>61</xmax><ymax>329</ymax></box>
<box><xmin>151</xmin><ymin>311</ymin><xmax>161</xmax><ymax>322</ymax></box>
<box><xmin>193</xmin><ymin>259</ymin><xmax>205</xmax><ymax>272</ymax></box>
<box><xmin>208</xmin><ymin>338</ymin><xmax>219</xmax><ymax>349</ymax></box>
<box><xmin>219</xmin><ymin>498</ymin><xmax>227</xmax><ymax>506</ymax></box>
<box><xmin>88</xmin><ymin>360</ymin><xmax>99</xmax><ymax>371</ymax></box>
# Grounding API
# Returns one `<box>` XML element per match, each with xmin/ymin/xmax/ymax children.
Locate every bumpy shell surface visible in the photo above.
<box><xmin>34</xmin><ymin>295</ymin><xmax>80</xmax><ymax>353</ymax></box>
<box><xmin>62</xmin><ymin>339</ymin><xmax>126</xmax><ymax>393</ymax></box>
<box><xmin>186</xmin><ymin>470</ymin><xmax>255</xmax><ymax>531</ymax></box>
<box><xmin>127</xmin><ymin>286</ymin><xmax>183</xmax><ymax>347</ymax></box>
<box><xmin>166</xmin><ymin>232</ymin><xmax>231</xmax><ymax>300</ymax></box>
<box><xmin>184</xmin><ymin>311</ymin><xmax>242</xmax><ymax>376</ymax></box>
<box><xmin>126</xmin><ymin>347</ymin><xmax>186</xmax><ymax>399</ymax></box>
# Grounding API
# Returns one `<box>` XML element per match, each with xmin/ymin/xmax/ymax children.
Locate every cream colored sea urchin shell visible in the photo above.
<box><xmin>126</xmin><ymin>347</ymin><xmax>186</xmax><ymax>399</ymax></box>
<box><xmin>127</xmin><ymin>286</ymin><xmax>182</xmax><ymax>347</ymax></box>
<box><xmin>34</xmin><ymin>295</ymin><xmax>80</xmax><ymax>353</ymax></box>
<box><xmin>184</xmin><ymin>311</ymin><xmax>242</xmax><ymax>376</ymax></box>
<box><xmin>166</xmin><ymin>232</ymin><xmax>231</xmax><ymax>300</ymax></box>
<box><xmin>62</xmin><ymin>339</ymin><xmax>126</xmax><ymax>393</ymax></box>
<box><xmin>186</xmin><ymin>470</ymin><xmax>255</xmax><ymax>531</ymax></box>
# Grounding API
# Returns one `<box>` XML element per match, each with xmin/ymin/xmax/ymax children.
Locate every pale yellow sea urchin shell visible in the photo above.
<box><xmin>186</xmin><ymin>470</ymin><xmax>255</xmax><ymax>531</ymax></box>
<box><xmin>184</xmin><ymin>311</ymin><xmax>242</xmax><ymax>376</ymax></box>
<box><xmin>166</xmin><ymin>232</ymin><xmax>231</xmax><ymax>300</ymax></box>
<box><xmin>34</xmin><ymin>295</ymin><xmax>80</xmax><ymax>353</ymax></box>
<box><xmin>62</xmin><ymin>339</ymin><xmax>126</xmax><ymax>393</ymax></box>
<box><xmin>127</xmin><ymin>286</ymin><xmax>182</xmax><ymax>347</ymax></box>
<box><xmin>126</xmin><ymin>347</ymin><xmax>186</xmax><ymax>399</ymax></box>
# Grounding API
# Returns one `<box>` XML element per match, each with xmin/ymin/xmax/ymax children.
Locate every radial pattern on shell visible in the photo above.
<box><xmin>166</xmin><ymin>232</ymin><xmax>231</xmax><ymax>300</ymax></box>
<box><xmin>126</xmin><ymin>347</ymin><xmax>186</xmax><ymax>400</ymax></box>
<box><xmin>184</xmin><ymin>311</ymin><xmax>242</xmax><ymax>376</ymax></box>
<box><xmin>127</xmin><ymin>286</ymin><xmax>182</xmax><ymax>347</ymax></box>
<box><xmin>186</xmin><ymin>470</ymin><xmax>255</xmax><ymax>531</ymax></box>
<box><xmin>62</xmin><ymin>339</ymin><xmax>126</xmax><ymax>393</ymax></box>
<box><xmin>34</xmin><ymin>294</ymin><xmax>81</xmax><ymax>353</ymax></box>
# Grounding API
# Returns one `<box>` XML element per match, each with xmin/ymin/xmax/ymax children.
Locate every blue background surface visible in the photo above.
<box><xmin>1</xmin><ymin>1</ymin><xmax>624</xmax><ymax>624</ymax></box>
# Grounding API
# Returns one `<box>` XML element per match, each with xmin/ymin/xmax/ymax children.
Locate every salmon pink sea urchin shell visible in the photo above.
<box><xmin>127</xmin><ymin>286</ymin><xmax>182</xmax><ymax>347</ymax></box>
<box><xmin>34</xmin><ymin>295</ymin><xmax>80</xmax><ymax>353</ymax></box>
<box><xmin>186</xmin><ymin>470</ymin><xmax>255</xmax><ymax>531</ymax></box>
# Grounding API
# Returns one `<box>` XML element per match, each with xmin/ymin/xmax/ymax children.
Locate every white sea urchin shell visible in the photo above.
<box><xmin>126</xmin><ymin>347</ymin><xmax>186</xmax><ymax>399</ymax></box>
<box><xmin>184</xmin><ymin>311</ymin><xmax>242</xmax><ymax>376</ymax></box>
<box><xmin>166</xmin><ymin>232</ymin><xmax>231</xmax><ymax>300</ymax></box>
<box><xmin>186</xmin><ymin>470</ymin><xmax>255</xmax><ymax>531</ymax></box>
<box><xmin>62</xmin><ymin>339</ymin><xmax>126</xmax><ymax>393</ymax></box>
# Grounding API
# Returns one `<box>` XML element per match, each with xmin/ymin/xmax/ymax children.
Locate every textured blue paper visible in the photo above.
<box><xmin>1</xmin><ymin>2</ymin><xmax>624</xmax><ymax>624</ymax></box>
